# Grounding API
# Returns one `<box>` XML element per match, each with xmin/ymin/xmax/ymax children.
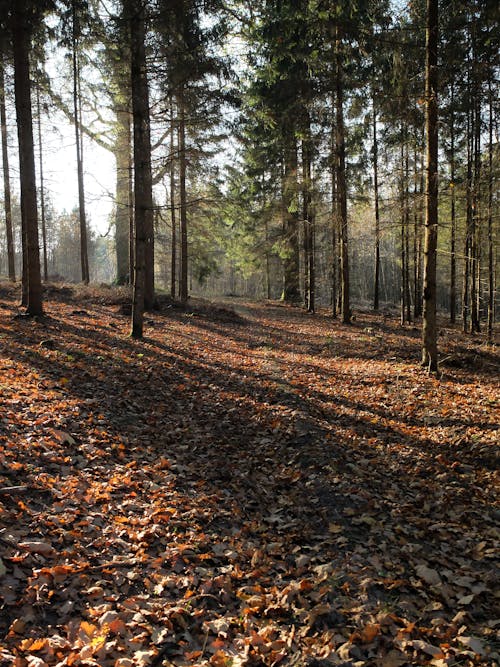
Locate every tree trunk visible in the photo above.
<box><xmin>335</xmin><ymin>29</ymin><xmax>350</xmax><ymax>324</ymax></box>
<box><xmin>128</xmin><ymin>145</ymin><xmax>134</xmax><ymax>284</ymax></box>
<box><xmin>115</xmin><ymin>105</ymin><xmax>132</xmax><ymax>284</ymax></box>
<box><xmin>487</xmin><ymin>73</ymin><xmax>495</xmax><ymax>341</ymax></box>
<box><xmin>470</xmin><ymin>55</ymin><xmax>481</xmax><ymax>334</ymax></box>
<box><xmin>264</xmin><ymin>213</ymin><xmax>271</xmax><ymax>300</ymax></box>
<box><xmin>0</xmin><ymin>52</ymin><xmax>15</xmax><ymax>282</ymax></box>
<box><xmin>302</xmin><ymin>129</ymin><xmax>314</xmax><ymax>313</ymax></box>
<box><xmin>463</xmin><ymin>95</ymin><xmax>473</xmax><ymax>333</ymax></box>
<box><xmin>330</xmin><ymin>126</ymin><xmax>338</xmax><ymax>318</ymax></box>
<box><xmin>449</xmin><ymin>94</ymin><xmax>456</xmax><ymax>323</ymax></box>
<box><xmin>372</xmin><ymin>100</ymin><xmax>380</xmax><ymax>311</ymax></box>
<box><xmin>72</xmin><ymin>0</ymin><xmax>89</xmax><ymax>285</ymax></box>
<box><xmin>36</xmin><ymin>84</ymin><xmax>48</xmax><ymax>282</ymax></box>
<box><xmin>128</xmin><ymin>0</ymin><xmax>153</xmax><ymax>338</ymax></box>
<box><xmin>169</xmin><ymin>99</ymin><xmax>177</xmax><ymax>300</ymax></box>
<box><xmin>421</xmin><ymin>0</ymin><xmax>439</xmax><ymax>372</ymax></box>
<box><xmin>413</xmin><ymin>140</ymin><xmax>423</xmax><ymax>320</ymax></box>
<box><xmin>12</xmin><ymin>1</ymin><xmax>42</xmax><ymax>316</ymax></box>
<box><xmin>400</xmin><ymin>143</ymin><xmax>406</xmax><ymax>325</ymax></box>
<box><xmin>282</xmin><ymin>127</ymin><xmax>300</xmax><ymax>303</ymax></box>
<box><xmin>178</xmin><ymin>88</ymin><xmax>188</xmax><ymax>304</ymax></box>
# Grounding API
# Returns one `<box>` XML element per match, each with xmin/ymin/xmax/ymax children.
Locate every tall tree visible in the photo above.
<box><xmin>127</xmin><ymin>0</ymin><xmax>154</xmax><ymax>338</ymax></box>
<box><xmin>36</xmin><ymin>82</ymin><xmax>48</xmax><ymax>281</ymax></box>
<box><xmin>156</xmin><ymin>0</ymin><xmax>228</xmax><ymax>304</ymax></box>
<box><xmin>71</xmin><ymin>0</ymin><xmax>89</xmax><ymax>284</ymax></box>
<box><xmin>0</xmin><ymin>47</ymin><xmax>15</xmax><ymax>281</ymax></box>
<box><xmin>11</xmin><ymin>0</ymin><xmax>44</xmax><ymax>315</ymax></box>
<box><xmin>421</xmin><ymin>0</ymin><xmax>439</xmax><ymax>372</ymax></box>
<box><xmin>335</xmin><ymin>24</ymin><xmax>350</xmax><ymax>324</ymax></box>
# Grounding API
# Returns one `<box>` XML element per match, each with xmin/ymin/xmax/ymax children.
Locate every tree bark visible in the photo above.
<box><xmin>169</xmin><ymin>99</ymin><xmax>177</xmax><ymax>299</ymax></box>
<box><xmin>281</xmin><ymin>127</ymin><xmax>300</xmax><ymax>303</ymax></box>
<box><xmin>36</xmin><ymin>84</ymin><xmax>48</xmax><ymax>282</ymax></box>
<box><xmin>72</xmin><ymin>0</ymin><xmax>89</xmax><ymax>284</ymax></box>
<box><xmin>330</xmin><ymin>124</ymin><xmax>338</xmax><ymax>318</ymax></box>
<box><xmin>470</xmin><ymin>48</ymin><xmax>481</xmax><ymax>334</ymax></box>
<box><xmin>115</xmin><ymin>106</ymin><xmax>132</xmax><ymax>284</ymax></box>
<box><xmin>335</xmin><ymin>28</ymin><xmax>350</xmax><ymax>324</ymax></box>
<box><xmin>372</xmin><ymin>100</ymin><xmax>380</xmax><ymax>311</ymax></box>
<box><xmin>12</xmin><ymin>1</ymin><xmax>42</xmax><ymax>316</ymax></box>
<box><xmin>487</xmin><ymin>73</ymin><xmax>495</xmax><ymax>341</ymax></box>
<box><xmin>449</xmin><ymin>93</ymin><xmax>456</xmax><ymax>323</ymax></box>
<box><xmin>178</xmin><ymin>88</ymin><xmax>188</xmax><ymax>304</ymax></box>
<box><xmin>0</xmin><ymin>52</ymin><xmax>15</xmax><ymax>282</ymax></box>
<box><xmin>302</xmin><ymin>129</ymin><xmax>314</xmax><ymax>313</ymax></box>
<box><xmin>421</xmin><ymin>0</ymin><xmax>439</xmax><ymax>372</ymax></box>
<box><xmin>128</xmin><ymin>0</ymin><xmax>153</xmax><ymax>337</ymax></box>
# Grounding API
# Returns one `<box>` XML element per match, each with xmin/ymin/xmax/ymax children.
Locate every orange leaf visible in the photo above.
<box><xmin>360</xmin><ymin>623</ymin><xmax>380</xmax><ymax>644</ymax></box>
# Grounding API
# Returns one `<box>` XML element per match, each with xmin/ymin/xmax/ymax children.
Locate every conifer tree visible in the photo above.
<box><xmin>126</xmin><ymin>0</ymin><xmax>154</xmax><ymax>338</ymax></box>
<box><xmin>422</xmin><ymin>0</ymin><xmax>439</xmax><ymax>372</ymax></box>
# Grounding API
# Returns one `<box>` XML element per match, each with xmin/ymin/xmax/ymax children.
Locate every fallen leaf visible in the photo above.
<box><xmin>19</xmin><ymin>541</ymin><xmax>54</xmax><ymax>556</ymax></box>
<box><xmin>415</xmin><ymin>564</ymin><xmax>441</xmax><ymax>586</ymax></box>
<box><xmin>457</xmin><ymin>636</ymin><xmax>487</xmax><ymax>656</ymax></box>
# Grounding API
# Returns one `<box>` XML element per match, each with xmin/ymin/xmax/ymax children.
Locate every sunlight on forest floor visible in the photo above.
<box><xmin>0</xmin><ymin>283</ymin><xmax>498</xmax><ymax>667</ymax></box>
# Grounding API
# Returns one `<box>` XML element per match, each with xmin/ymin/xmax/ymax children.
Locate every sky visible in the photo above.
<box><xmin>38</xmin><ymin>119</ymin><xmax>115</xmax><ymax>236</ymax></box>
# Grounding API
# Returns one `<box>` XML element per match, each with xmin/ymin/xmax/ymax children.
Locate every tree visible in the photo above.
<box><xmin>155</xmin><ymin>0</ymin><xmax>228</xmax><ymax>304</ymax></box>
<box><xmin>11</xmin><ymin>0</ymin><xmax>44</xmax><ymax>315</ymax></box>
<box><xmin>421</xmin><ymin>0</ymin><xmax>438</xmax><ymax>372</ymax></box>
<box><xmin>334</xmin><ymin>24</ymin><xmax>350</xmax><ymax>324</ymax></box>
<box><xmin>71</xmin><ymin>0</ymin><xmax>90</xmax><ymax>284</ymax></box>
<box><xmin>127</xmin><ymin>0</ymin><xmax>154</xmax><ymax>338</ymax></box>
<box><xmin>0</xmin><ymin>46</ymin><xmax>15</xmax><ymax>281</ymax></box>
<box><xmin>35</xmin><ymin>82</ymin><xmax>48</xmax><ymax>281</ymax></box>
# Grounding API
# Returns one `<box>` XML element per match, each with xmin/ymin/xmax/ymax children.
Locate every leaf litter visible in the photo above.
<box><xmin>0</xmin><ymin>284</ymin><xmax>498</xmax><ymax>666</ymax></box>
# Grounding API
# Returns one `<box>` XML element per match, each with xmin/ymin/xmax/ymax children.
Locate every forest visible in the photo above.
<box><xmin>0</xmin><ymin>0</ymin><xmax>498</xmax><ymax>335</ymax></box>
<box><xmin>0</xmin><ymin>0</ymin><xmax>499</xmax><ymax>666</ymax></box>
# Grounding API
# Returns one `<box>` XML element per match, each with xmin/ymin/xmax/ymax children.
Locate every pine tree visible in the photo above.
<box><xmin>10</xmin><ymin>0</ymin><xmax>52</xmax><ymax>315</ymax></box>
<box><xmin>421</xmin><ymin>0</ymin><xmax>439</xmax><ymax>372</ymax></box>
<box><xmin>0</xmin><ymin>45</ymin><xmax>15</xmax><ymax>281</ymax></box>
<box><xmin>126</xmin><ymin>0</ymin><xmax>154</xmax><ymax>338</ymax></box>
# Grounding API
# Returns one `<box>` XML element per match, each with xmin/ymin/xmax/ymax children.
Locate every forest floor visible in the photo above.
<box><xmin>0</xmin><ymin>283</ymin><xmax>498</xmax><ymax>667</ymax></box>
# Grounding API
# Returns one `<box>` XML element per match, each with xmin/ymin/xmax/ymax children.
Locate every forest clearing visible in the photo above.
<box><xmin>0</xmin><ymin>283</ymin><xmax>498</xmax><ymax>667</ymax></box>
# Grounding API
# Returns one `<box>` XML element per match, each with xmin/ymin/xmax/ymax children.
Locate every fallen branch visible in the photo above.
<box><xmin>0</xmin><ymin>486</ymin><xmax>28</xmax><ymax>494</ymax></box>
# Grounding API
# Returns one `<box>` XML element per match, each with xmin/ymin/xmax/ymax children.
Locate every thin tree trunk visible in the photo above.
<box><xmin>36</xmin><ymin>85</ymin><xmax>48</xmax><ymax>282</ymax></box>
<box><xmin>264</xmin><ymin>214</ymin><xmax>271</xmax><ymax>300</ymax></box>
<box><xmin>413</xmin><ymin>139</ymin><xmax>423</xmax><ymax>319</ymax></box>
<box><xmin>178</xmin><ymin>88</ymin><xmax>188</xmax><ymax>304</ymax></box>
<box><xmin>421</xmin><ymin>0</ymin><xmax>439</xmax><ymax>372</ymax></box>
<box><xmin>335</xmin><ymin>28</ymin><xmax>350</xmax><ymax>324</ymax></box>
<box><xmin>115</xmin><ymin>106</ymin><xmax>132</xmax><ymax>284</ymax></box>
<box><xmin>302</xmin><ymin>130</ymin><xmax>314</xmax><ymax>313</ymax></box>
<box><xmin>13</xmin><ymin>1</ymin><xmax>42</xmax><ymax>316</ymax></box>
<box><xmin>282</xmin><ymin>127</ymin><xmax>300</xmax><ymax>303</ymax></box>
<box><xmin>0</xmin><ymin>52</ymin><xmax>15</xmax><ymax>282</ymax></box>
<box><xmin>487</xmin><ymin>73</ymin><xmax>495</xmax><ymax>341</ymax></box>
<box><xmin>470</xmin><ymin>60</ymin><xmax>481</xmax><ymax>333</ymax></box>
<box><xmin>373</xmin><ymin>99</ymin><xmax>380</xmax><ymax>311</ymax></box>
<box><xmin>400</xmin><ymin>137</ymin><xmax>407</xmax><ymax>324</ymax></box>
<box><xmin>449</xmin><ymin>94</ymin><xmax>456</xmax><ymax>323</ymax></box>
<box><xmin>72</xmin><ymin>0</ymin><xmax>89</xmax><ymax>285</ymax></box>
<box><xmin>128</xmin><ymin>0</ymin><xmax>153</xmax><ymax>338</ymax></box>
<box><xmin>169</xmin><ymin>99</ymin><xmax>177</xmax><ymax>300</ymax></box>
<box><xmin>330</xmin><ymin>125</ymin><xmax>338</xmax><ymax>318</ymax></box>
<box><xmin>128</xmin><ymin>146</ymin><xmax>134</xmax><ymax>285</ymax></box>
<box><xmin>404</xmin><ymin>139</ymin><xmax>411</xmax><ymax>323</ymax></box>
<box><xmin>463</xmin><ymin>96</ymin><xmax>473</xmax><ymax>333</ymax></box>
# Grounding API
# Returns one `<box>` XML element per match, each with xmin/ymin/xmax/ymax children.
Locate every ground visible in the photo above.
<box><xmin>0</xmin><ymin>283</ymin><xmax>498</xmax><ymax>667</ymax></box>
